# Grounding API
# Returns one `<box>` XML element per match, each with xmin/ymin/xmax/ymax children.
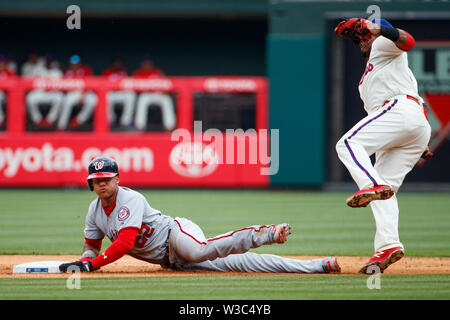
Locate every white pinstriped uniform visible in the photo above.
<box><xmin>336</xmin><ymin>36</ymin><xmax>431</xmax><ymax>252</ymax></box>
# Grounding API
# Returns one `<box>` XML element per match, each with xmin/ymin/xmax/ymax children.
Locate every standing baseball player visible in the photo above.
<box><xmin>102</xmin><ymin>57</ymin><xmax>136</xmax><ymax>129</ymax></box>
<box><xmin>59</xmin><ymin>156</ymin><xmax>340</xmax><ymax>274</ymax></box>
<box><xmin>334</xmin><ymin>18</ymin><xmax>433</xmax><ymax>273</ymax></box>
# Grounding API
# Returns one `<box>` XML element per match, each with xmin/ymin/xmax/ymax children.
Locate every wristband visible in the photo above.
<box><xmin>380</xmin><ymin>26</ymin><xmax>400</xmax><ymax>42</ymax></box>
<box><xmin>398</xmin><ymin>30</ymin><xmax>415</xmax><ymax>51</ymax></box>
<box><xmin>81</xmin><ymin>249</ymin><xmax>97</xmax><ymax>260</ymax></box>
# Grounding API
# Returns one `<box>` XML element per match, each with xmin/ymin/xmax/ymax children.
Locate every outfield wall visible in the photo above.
<box><xmin>0</xmin><ymin>76</ymin><xmax>270</xmax><ymax>187</ymax></box>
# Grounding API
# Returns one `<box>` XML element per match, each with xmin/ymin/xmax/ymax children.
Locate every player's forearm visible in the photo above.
<box><xmin>395</xmin><ymin>29</ymin><xmax>413</xmax><ymax>49</ymax></box>
<box><xmin>91</xmin><ymin>227</ymin><xmax>138</xmax><ymax>270</ymax></box>
<box><xmin>386</xmin><ymin>28</ymin><xmax>414</xmax><ymax>51</ymax></box>
<box><xmin>91</xmin><ymin>238</ymin><xmax>134</xmax><ymax>269</ymax></box>
<box><xmin>81</xmin><ymin>238</ymin><xmax>103</xmax><ymax>259</ymax></box>
<box><xmin>371</xmin><ymin>24</ymin><xmax>415</xmax><ymax>51</ymax></box>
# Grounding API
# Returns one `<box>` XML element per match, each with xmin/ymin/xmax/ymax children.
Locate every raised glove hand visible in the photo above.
<box><xmin>59</xmin><ymin>260</ymin><xmax>95</xmax><ymax>273</ymax></box>
<box><xmin>335</xmin><ymin>18</ymin><xmax>371</xmax><ymax>44</ymax></box>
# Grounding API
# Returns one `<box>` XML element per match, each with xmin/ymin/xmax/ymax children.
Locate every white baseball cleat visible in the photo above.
<box><xmin>273</xmin><ymin>223</ymin><xmax>291</xmax><ymax>244</ymax></box>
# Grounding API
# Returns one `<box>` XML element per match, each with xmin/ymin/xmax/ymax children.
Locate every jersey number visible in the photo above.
<box><xmin>135</xmin><ymin>224</ymin><xmax>155</xmax><ymax>248</ymax></box>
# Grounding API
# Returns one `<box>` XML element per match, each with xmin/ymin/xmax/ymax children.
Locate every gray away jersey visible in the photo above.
<box><xmin>84</xmin><ymin>186</ymin><xmax>175</xmax><ymax>264</ymax></box>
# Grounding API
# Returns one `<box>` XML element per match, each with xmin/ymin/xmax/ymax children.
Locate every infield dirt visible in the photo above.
<box><xmin>1</xmin><ymin>255</ymin><xmax>449</xmax><ymax>278</ymax></box>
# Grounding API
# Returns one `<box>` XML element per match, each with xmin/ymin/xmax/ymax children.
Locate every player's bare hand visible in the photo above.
<box><xmin>59</xmin><ymin>260</ymin><xmax>95</xmax><ymax>272</ymax></box>
<box><xmin>421</xmin><ymin>146</ymin><xmax>433</xmax><ymax>160</ymax></box>
<box><xmin>365</xmin><ymin>20</ymin><xmax>381</xmax><ymax>35</ymax></box>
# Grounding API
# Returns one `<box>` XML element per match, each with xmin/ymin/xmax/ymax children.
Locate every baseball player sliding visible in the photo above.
<box><xmin>60</xmin><ymin>157</ymin><xmax>341</xmax><ymax>274</ymax></box>
<box><xmin>334</xmin><ymin>18</ymin><xmax>433</xmax><ymax>273</ymax></box>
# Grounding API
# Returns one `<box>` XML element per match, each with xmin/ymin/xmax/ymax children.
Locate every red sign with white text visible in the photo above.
<box><xmin>0</xmin><ymin>76</ymin><xmax>270</xmax><ymax>187</ymax></box>
<box><xmin>0</xmin><ymin>134</ymin><xmax>269</xmax><ymax>187</ymax></box>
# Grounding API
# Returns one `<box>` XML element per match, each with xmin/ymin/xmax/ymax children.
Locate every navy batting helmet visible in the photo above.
<box><xmin>87</xmin><ymin>156</ymin><xmax>119</xmax><ymax>191</ymax></box>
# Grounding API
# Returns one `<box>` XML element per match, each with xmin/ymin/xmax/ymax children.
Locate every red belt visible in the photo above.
<box><xmin>382</xmin><ymin>95</ymin><xmax>428</xmax><ymax>120</ymax></box>
<box><xmin>406</xmin><ymin>95</ymin><xmax>421</xmax><ymax>106</ymax></box>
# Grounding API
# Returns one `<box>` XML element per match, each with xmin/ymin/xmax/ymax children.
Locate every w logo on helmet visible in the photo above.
<box><xmin>94</xmin><ymin>161</ymin><xmax>104</xmax><ymax>171</ymax></box>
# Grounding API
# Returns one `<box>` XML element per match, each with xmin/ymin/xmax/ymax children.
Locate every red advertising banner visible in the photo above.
<box><xmin>0</xmin><ymin>76</ymin><xmax>270</xmax><ymax>187</ymax></box>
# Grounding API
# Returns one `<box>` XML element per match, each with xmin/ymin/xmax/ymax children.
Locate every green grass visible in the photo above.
<box><xmin>0</xmin><ymin>189</ymin><xmax>449</xmax><ymax>301</ymax></box>
<box><xmin>1</xmin><ymin>275</ymin><xmax>449</xmax><ymax>300</ymax></box>
<box><xmin>0</xmin><ymin>189</ymin><xmax>449</xmax><ymax>256</ymax></box>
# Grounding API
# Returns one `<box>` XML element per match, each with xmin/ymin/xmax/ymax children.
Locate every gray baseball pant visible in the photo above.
<box><xmin>168</xmin><ymin>217</ymin><xmax>328</xmax><ymax>273</ymax></box>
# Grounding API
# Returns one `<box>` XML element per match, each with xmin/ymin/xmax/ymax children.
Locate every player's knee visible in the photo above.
<box><xmin>380</xmin><ymin>179</ymin><xmax>400</xmax><ymax>192</ymax></box>
<box><xmin>335</xmin><ymin>138</ymin><xmax>347</xmax><ymax>157</ymax></box>
<box><xmin>173</xmin><ymin>236</ymin><xmax>207</xmax><ymax>263</ymax></box>
<box><xmin>183</xmin><ymin>253</ymin><xmax>204</xmax><ymax>263</ymax></box>
<box><xmin>184</xmin><ymin>248</ymin><xmax>208</xmax><ymax>263</ymax></box>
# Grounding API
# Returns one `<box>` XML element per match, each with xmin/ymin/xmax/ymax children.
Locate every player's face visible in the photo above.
<box><xmin>359</xmin><ymin>35</ymin><xmax>377</xmax><ymax>58</ymax></box>
<box><xmin>92</xmin><ymin>176</ymin><xmax>119</xmax><ymax>200</ymax></box>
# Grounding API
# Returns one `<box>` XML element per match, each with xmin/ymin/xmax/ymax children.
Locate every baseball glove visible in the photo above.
<box><xmin>334</xmin><ymin>18</ymin><xmax>371</xmax><ymax>44</ymax></box>
<box><xmin>59</xmin><ymin>260</ymin><xmax>95</xmax><ymax>273</ymax></box>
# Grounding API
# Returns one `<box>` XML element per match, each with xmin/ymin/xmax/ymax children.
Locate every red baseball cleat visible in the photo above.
<box><xmin>346</xmin><ymin>185</ymin><xmax>394</xmax><ymax>208</ymax></box>
<box><xmin>359</xmin><ymin>246</ymin><xmax>404</xmax><ymax>274</ymax></box>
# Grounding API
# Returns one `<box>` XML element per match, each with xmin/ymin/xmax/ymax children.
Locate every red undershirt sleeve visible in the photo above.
<box><xmin>91</xmin><ymin>227</ymin><xmax>139</xmax><ymax>270</ymax></box>
<box><xmin>84</xmin><ymin>238</ymin><xmax>102</xmax><ymax>252</ymax></box>
<box><xmin>398</xmin><ymin>30</ymin><xmax>415</xmax><ymax>51</ymax></box>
